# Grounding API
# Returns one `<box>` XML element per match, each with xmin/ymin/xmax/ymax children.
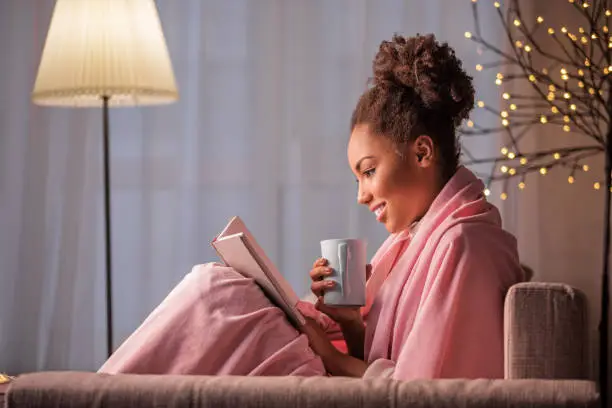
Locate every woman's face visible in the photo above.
<box><xmin>347</xmin><ymin>124</ymin><xmax>440</xmax><ymax>233</ymax></box>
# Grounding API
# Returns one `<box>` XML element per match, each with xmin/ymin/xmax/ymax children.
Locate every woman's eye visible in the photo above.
<box><xmin>363</xmin><ymin>168</ymin><xmax>376</xmax><ymax>177</ymax></box>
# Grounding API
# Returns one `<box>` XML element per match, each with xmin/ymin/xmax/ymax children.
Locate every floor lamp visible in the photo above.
<box><xmin>31</xmin><ymin>0</ymin><xmax>178</xmax><ymax>358</ymax></box>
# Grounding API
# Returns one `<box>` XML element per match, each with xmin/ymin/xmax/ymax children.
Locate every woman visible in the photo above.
<box><xmin>100</xmin><ymin>34</ymin><xmax>524</xmax><ymax>380</ymax></box>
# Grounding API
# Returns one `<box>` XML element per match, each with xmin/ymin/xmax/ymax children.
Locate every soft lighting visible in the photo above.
<box><xmin>518</xmin><ymin>181</ymin><xmax>526</xmax><ymax>189</ymax></box>
<box><xmin>465</xmin><ymin>31</ymin><xmax>473</xmax><ymax>39</ymax></box>
<box><xmin>548</xmin><ymin>28</ymin><xmax>555</xmax><ymax>34</ymax></box>
<box><xmin>500</xmin><ymin>193</ymin><xmax>508</xmax><ymax>200</ymax></box>
<box><xmin>553</xmin><ymin>152</ymin><xmax>561</xmax><ymax>160</ymax></box>
<box><xmin>564</xmin><ymin>115</ymin><xmax>570</xmax><ymax>123</ymax></box>
<box><xmin>540</xmin><ymin>167</ymin><xmax>548</xmax><ymax>175</ymax></box>
<box><xmin>564</xmin><ymin>92</ymin><xmax>571</xmax><ymax>99</ymax></box>
<box><xmin>502</xmin><ymin>93</ymin><xmax>510</xmax><ymax>100</ymax></box>
<box><xmin>540</xmin><ymin>115</ymin><xmax>548</xmax><ymax>123</ymax></box>
<box><xmin>583</xmin><ymin>164</ymin><xmax>590</xmax><ymax>171</ymax></box>
<box><xmin>476</xmin><ymin>64</ymin><xmax>483</xmax><ymax>71</ymax></box>
<box><xmin>501</xmin><ymin>165</ymin><xmax>509</xmax><ymax>173</ymax></box>
<box><xmin>563</xmin><ymin>125</ymin><xmax>571</xmax><ymax>132</ymax></box>
<box><xmin>477</xmin><ymin>100</ymin><xmax>485</xmax><ymax>107</ymax></box>
<box><xmin>537</xmin><ymin>16</ymin><xmax>544</xmax><ymax>23</ymax></box>
<box><xmin>502</xmin><ymin>118</ymin><xmax>509</xmax><ymax>126</ymax></box>
<box><xmin>510</xmin><ymin>103</ymin><xmax>517</xmax><ymax>110</ymax></box>
<box><xmin>520</xmin><ymin>157</ymin><xmax>528</xmax><ymax>165</ymax></box>
<box><xmin>562</xmin><ymin>27</ymin><xmax>568</xmax><ymax>33</ymax></box>
<box><xmin>607</xmin><ymin>9</ymin><xmax>612</xmax><ymax>16</ymax></box>
<box><xmin>508</xmin><ymin>168</ymin><xmax>517</xmax><ymax>175</ymax></box>
<box><xmin>484</xmin><ymin>188</ymin><xmax>491</xmax><ymax>196</ymax></box>
<box><xmin>571</xmin><ymin>104</ymin><xmax>577</xmax><ymax>110</ymax></box>
<box><xmin>524</xmin><ymin>45</ymin><xmax>532</xmax><ymax>52</ymax></box>
<box><xmin>515</xmin><ymin>40</ymin><xmax>524</xmax><ymax>48</ymax></box>
<box><xmin>494</xmin><ymin>1</ymin><xmax>501</xmax><ymax>7</ymax></box>
<box><xmin>595</xmin><ymin>182</ymin><xmax>601</xmax><ymax>190</ymax></box>
<box><xmin>549</xmin><ymin>85</ymin><xmax>556</xmax><ymax>92</ymax></box>
<box><xmin>32</xmin><ymin>0</ymin><xmax>178</xmax><ymax>107</ymax></box>
<box><xmin>529</xmin><ymin>74</ymin><xmax>536</xmax><ymax>82</ymax></box>
<box><xmin>496</xmin><ymin>78</ymin><xmax>503</xmax><ymax>85</ymax></box>
<box><xmin>467</xmin><ymin>120</ymin><xmax>474</xmax><ymax>127</ymax></box>
<box><xmin>501</xmin><ymin>147</ymin><xmax>509</xmax><ymax>155</ymax></box>
<box><xmin>568</xmin><ymin>176</ymin><xmax>575</xmax><ymax>184</ymax></box>
<box><xmin>501</xmin><ymin>110</ymin><xmax>509</xmax><ymax>118</ymax></box>
<box><xmin>551</xmin><ymin>106</ymin><xmax>559</xmax><ymax>114</ymax></box>
<box><xmin>514</xmin><ymin>19</ymin><xmax>521</xmax><ymax>26</ymax></box>
<box><xmin>508</xmin><ymin>152</ymin><xmax>516</xmax><ymax>159</ymax></box>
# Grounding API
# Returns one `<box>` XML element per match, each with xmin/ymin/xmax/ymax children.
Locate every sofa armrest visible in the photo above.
<box><xmin>504</xmin><ymin>282</ymin><xmax>590</xmax><ymax>380</ymax></box>
<box><xmin>5</xmin><ymin>372</ymin><xmax>599</xmax><ymax>408</ymax></box>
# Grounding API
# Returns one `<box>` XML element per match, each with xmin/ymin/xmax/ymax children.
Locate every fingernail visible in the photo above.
<box><xmin>325</xmin><ymin>281</ymin><xmax>335</xmax><ymax>287</ymax></box>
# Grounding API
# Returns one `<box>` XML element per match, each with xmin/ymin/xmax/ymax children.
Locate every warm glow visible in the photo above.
<box><xmin>514</xmin><ymin>19</ymin><xmax>521</xmax><ymax>26</ymax></box>
<box><xmin>476</xmin><ymin>64</ymin><xmax>483</xmax><ymax>71</ymax></box>
<box><xmin>578</xmin><ymin>81</ymin><xmax>585</xmax><ymax>88</ymax></box>
<box><xmin>503</xmin><ymin>93</ymin><xmax>510</xmax><ymax>100</ymax></box>
<box><xmin>595</xmin><ymin>182</ymin><xmax>601</xmax><ymax>190</ymax></box>
<box><xmin>501</xmin><ymin>147</ymin><xmax>509</xmax><ymax>155</ymax></box>
<box><xmin>496</xmin><ymin>78</ymin><xmax>502</xmax><ymax>85</ymax></box>
<box><xmin>484</xmin><ymin>188</ymin><xmax>491</xmax><ymax>196</ymax></box>
<box><xmin>583</xmin><ymin>164</ymin><xmax>590</xmax><ymax>171</ymax></box>
<box><xmin>553</xmin><ymin>152</ymin><xmax>561</xmax><ymax>160</ymax></box>
<box><xmin>562</xmin><ymin>27</ymin><xmax>568</xmax><ymax>33</ymax></box>
<box><xmin>563</xmin><ymin>125</ymin><xmax>571</xmax><ymax>132</ymax></box>
<box><xmin>571</xmin><ymin>104</ymin><xmax>577</xmax><ymax>110</ymax></box>
<box><xmin>477</xmin><ymin>100</ymin><xmax>485</xmax><ymax>107</ymax></box>
<box><xmin>537</xmin><ymin>16</ymin><xmax>544</xmax><ymax>23</ymax></box>
<box><xmin>568</xmin><ymin>176</ymin><xmax>575</xmax><ymax>184</ymax></box>
<box><xmin>508</xmin><ymin>168</ymin><xmax>517</xmax><ymax>175</ymax></box>
<box><xmin>540</xmin><ymin>167</ymin><xmax>548</xmax><ymax>175</ymax></box>
<box><xmin>529</xmin><ymin>74</ymin><xmax>536</xmax><ymax>82</ymax></box>
<box><xmin>564</xmin><ymin>115</ymin><xmax>570</xmax><ymax>123</ymax></box>
<box><xmin>549</xmin><ymin>85</ymin><xmax>556</xmax><ymax>92</ymax></box>
<box><xmin>551</xmin><ymin>106</ymin><xmax>559</xmax><ymax>114</ymax></box>
<box><xmin>564</xmin><ymin>92</ymin><xmax>571</xmax><ymax>99</ymax></box>
<box><xmin>578</xmin><ymin>69</ymin><xmax>585</xmax><ymax>76</ymax></box>
<box><xmin>500</xmin><ymin>192</ymin><xmax>508</xmax><ymax>200</ymax></box>
<box><xmin>518</xmin><ymin>182</ymin><xmax>526</xmax><ymax>189</ymax></box>
<box><xmin>548</xmin><ymin>28</ymin><xmax>555</xmax><ymax>34</ymax></box>
<box><xmin>540</xmin><ymin>115</ymin><xmax>548</xmax><ymax>123</ymax></box>
<box><xmin>508</xmin><ymin>152</ymin><xmax>516</xmax><ymax>159</ymax></box>
<box><xmin>510</xmin><ymin>103</ymin><xmax>517</xmax><ymax>110</ymax></box>
<box><xmin>465</xmin><ymin>32</ymin><xmax>472</xmax><ymax>39</ymax></box>
<box><xmin>501</xmin><ymin>165</ymin><xmax>509</xmax><ymax>173</ymax></box>
<box><xmin>31</xmin><ymin>0</ymin><xmax>178</xmax><ymax>107</ymax></box>
<box><xmin>524</xmin><ymin>45</ymin><xmax>532</xmax><ymax>52</ymax></box>
<box><xmin>502</xmin><ymin>118</ymin><xmax>509</xmax><ymax>127</ymax></box>
<box><xmin>467</xmin><ymin>120</ymin><xmax>474</xmax><ymax>127</ymax></box>
<box><xmin>520</xmin><ymin>157</ymin><xmax>528</xmax><ymax>165</ymax></box>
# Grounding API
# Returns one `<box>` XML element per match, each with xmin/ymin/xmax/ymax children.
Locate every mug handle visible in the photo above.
<box><xmin>338</xmin><ymin>243</ymin><xmax>350</xmax><ymax>298</ymax></box>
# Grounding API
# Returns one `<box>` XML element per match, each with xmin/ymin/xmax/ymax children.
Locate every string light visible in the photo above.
<box><xmin>585</xmin><ymin>58</ymin><xmax>591</xmax><ymax>66</ymax></box>
<box><xmin>592</xmin><ymin>33</ymin><xmax>598</xmax><ymax>39</ymax></box>
<box><xmin>502</xmin><ymin>92</ymin><xmax>510</xmax><ymax>100</ymax></box>
<box><xmin>507</xmin><ymin>152</ymin><xmax>516</xmax><ymax>159</ymax></box>
<box><xmin>583</xmin><ymin>164</ymin><xmax>590</xmax><ymax>171</ymax></box>
<box><xmin>568</xmin><ymin>176</ymin><xmax>575</xmax><ymax>184</ymax></box>
<box><xmin>529</xmin><ymin>74</ymin><xmax>536</xmax><ymax>82</ymax></box>
<box><xmin>540</xmin><ymin>115</ymin><xmax>548</xmax><ymax>123</ymax></box>
<box><xmin>578</xmin><ymin>81</ymin><xmax>585</xmax><ymax>88</ymax></box>
<box><xmin>551</xmin><ymin>106</ymin><xmax>559</xmax><ymax>114</ymax></box>
<box><xmin>560</xmin><ymin>68</ymin><xmax>567</xmax><ymax>74</ymax></box>
<box><xmin>510</xmin><ymin>103</ymin><xmax>517</xmax><ymax>110</ymax></box>
<box><xmin>547</xmin><ymin>92</ymin><xmax>555</xmax><ymax>101</ymax></box>
<box><xmin>494</xmin><ymin>2</ymin><xmax>501</xmax><ymax>7</ymax></box>
<box><xmin>589</xmin><ymin>88</ymin><xmax>596</xmax><ymax>95</ymax></box>
<box><xmin>496</xmin><ymin>78</ymin><xmax>503</xmax><ymax>85</ymax></box>
<box><xmin>549</xmin><ymin>84</ymin><xmax>556</xmax><ymax>92</ymax></box>
<box><xmin>540</xmin><ymin>167</ymin><xmax>548</xmax><ymax>175</ymax></box>
<box><xmin>501</xmin><ymin>147</ymin><xmax>509</xmax><ymax>155</ymax></box>
<box><xmin>583</xmin><ymin>2</ymin><xmax>589</xmax><ymax>7</ymax></box>
<box><xmin>579</xmin><ymin>27</ymin><xmax>585</xmax><ymax>34</ymax></box>
<box><xmin>502</xmin><ymin>118</ymin><xmax>509</xmax><ymax>126</ymax></box>
<box><xmin>524</xmin><ymin>45</ymin><xmax>532</xmax><ymax>52</ymax></box>
<box><xmin>520</xmin><ymin>157</ymin><xmax>528</xmax><ymax>165</ymax></box>
<box><xmin>563</xmin><ymin>125</ymin><xmax>571</xmax><ymax>132</ymax></box>
<box><xmin>477</xmin><ymin>100</ymin><xmax>485</xmax><ymax>107</ymax></box>
<box><xmin>595</xmin><ymin>182</ymin><xmax>601</xmax><ymax>190</ymax></box>
<box><xmin>570</xmin><ymin>104</ymin><xmax>577</xmax><ymax>110</ymax></box>
<box><xmin>553</xmin><ymin>152</ymin><xmax>561</xmax><ymax>160</ymax></box>
<box><xmin>467</xmin><ymin>120</ymin><xmax>474</xmax><ymax>127</ymax></box>
<box><xmin>542</xmin><ymin>68</ymin><xmax>549</xmax><ymax>74</ymax></box>
<box><xmin>606</xmin><ymin>9</ymin><xmax>611</xmax><ymax>16</ymax></box>
<box><xmin>508</xmin><ymin>168</ymin><xmax>517</xmax><ymax>175</ymax></box>
<box><xmin>562</xmin><ymin>27</ymin><xmax>568</xmax><ymax>33</ymax></box>
<box><xmin>500</xmin><ymin>192</ymin><xmax>508</xmax><ymax>200</ymax></box>
<box><xmin>501</xmin><ymin>110</ymin><xmax>509</xmax><ymax>118</ymax></box>
<box><xmin>513</xmin><ymin>19</ymin><xmax>521</xmax><ymax>26</ymax></box>
<box><xmin>465</xmin><ymin>32</ymin><xmax>473</xmax><ymax>39</ymax></box>
<box><xmin>548</xmin><ymin>28</ymin><xmax>555</xmax><ymax>34</ymax></box>
<box><xmin>537</xmin><ymin>16</ymin><xmax>544</xmax><ymax>23</ymax></box>
<box><xmin>581</xmin><ymin>36</ymin><xmax>588</xmax><ymax>44</ymax></box>
<box><xmin>564</xmin><ymin>92</ymin><xmax>571</xmax><ymax>99</ymax></box>
<box><xmin>564</xmin><ymin>115</ymin><xmax>570</xmax><ymax>123</ymax></box>
<box><xmin>605</xmin><ymin>26</ymin><xmax>609</xmax><ymax>33</ymax></box>
<box><xmin>501</xmin><ymin>165</ymin><xmax>509</xmax><ymax>173</ymax></box>
<box><xmin>476</xmin><ymin>64</ymin><xmax>483</xmax><ymax>71</ymax></box>
<box><xmin>484</xmin><ymin>188</ymin><xmax>491</xmax><ymax>196</ymax></box>
<box><xmin>515</xmin><ymin>40</ymin><xmax>523</xmax><ymax>48</ymax></box>
<box><xmin>518</xmin><ymin>181</ymin><xmax>526</xmax><ymax>189</ymax></box>
<box><xmin>578</xmin><ymin>69</ymin><xmax>585</xmax><ymax>76</ymax></box>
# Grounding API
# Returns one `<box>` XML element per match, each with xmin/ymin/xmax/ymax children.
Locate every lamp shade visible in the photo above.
<box><xmin>32</xmin><ymin>0</ymin><xmax>178</xmax><ymax>107</ymax></box>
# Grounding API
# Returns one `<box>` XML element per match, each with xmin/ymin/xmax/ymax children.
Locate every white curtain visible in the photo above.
<box><xmin>0</xmin><ymin>0</ymin><xmax>498</xmax><ymax>373</ymax></box>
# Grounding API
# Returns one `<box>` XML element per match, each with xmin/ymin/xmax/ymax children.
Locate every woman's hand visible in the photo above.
<box><xmin>309</xmin><ymin>258</ymin><xmax>372</xmax><ymax>326</ymax></box>
<box><xmin>301</xmin><ymin>317</ymin><xmax>367</xmax><ymax>377</ymax></box>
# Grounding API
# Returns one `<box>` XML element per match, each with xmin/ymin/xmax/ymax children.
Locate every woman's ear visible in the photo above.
<box><xmin>413</xmin><ymin>135</ymin><xmax>434</xmax><ymax>167</ymax></box>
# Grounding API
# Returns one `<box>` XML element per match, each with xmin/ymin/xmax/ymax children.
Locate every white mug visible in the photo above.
<box><xmin>320</xmin><ymin>238</ymin><xmax>367</xmax><ymax>307</ymax></box>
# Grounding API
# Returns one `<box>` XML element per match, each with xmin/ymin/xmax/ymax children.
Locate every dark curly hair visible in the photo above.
<box><xmin>351</xmin><ymin>34</ymin><xmax>475</xmax><ymax>182</ymax></box>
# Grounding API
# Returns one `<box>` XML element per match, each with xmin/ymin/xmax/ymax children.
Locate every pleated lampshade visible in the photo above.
<box><xmin>32</xmin><ymin>0</ymin><xmax>178</xmax><ymax>107</ymax></box>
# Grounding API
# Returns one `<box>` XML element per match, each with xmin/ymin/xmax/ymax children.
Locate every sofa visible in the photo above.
<box><xmin>1</xmin><ymin>282</ymin><xmax>600</xmax><ymax>407</ymax></box>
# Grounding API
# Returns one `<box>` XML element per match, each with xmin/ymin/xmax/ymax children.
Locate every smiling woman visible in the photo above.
<box><xmin>99</xmin><ymin>33</ymin><xmax>525</xmax><ymax>382</ymax></box>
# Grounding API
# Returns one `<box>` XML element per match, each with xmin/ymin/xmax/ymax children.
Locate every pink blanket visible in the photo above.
<box><xmin>361</xmin><ymin>166</ymin><xmax>524</xmax><ymax>379</ymax></box>
<box><xmin>99</xmin><ymin>264</ymin><xmax>325</xmax><ymax>376</ymax></box>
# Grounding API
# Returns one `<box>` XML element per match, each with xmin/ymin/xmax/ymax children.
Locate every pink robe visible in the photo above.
<box><xmin>100</xmin><ymin>166</ymin><xmax>523</xmax><ymax>380</ymax></box>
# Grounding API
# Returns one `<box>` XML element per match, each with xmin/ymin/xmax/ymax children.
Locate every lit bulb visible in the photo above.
<box><xmin>515</xmin><ymin>40</ymin><xmax>523</xmax><ymax>48</ymax></box>
<box><xmin>581</xmin><ymin>36</ymin><xmax>588</xmax><ymax>44</ymax></box>
<box><xmin>503</xmin><ymin>93</ymin><xmax>510</xmax><ymax>100</ymax></box>
<box><xmin>579</xmin><ymin>27</ymin><xmax>585</xmax><ymax>34</ymax></box>
<box><xmin>548</xmin><ymin>28</ymin><xmax>555</xmax><ymax>34</ymax></box>
<box><xmin>549</xmin><ymin>85</ymin><xmax>556</xmax><ymax>92</ymax></box>
<box><xmin>520</xmin><ymin>157</ymin><xmax>528</xmax><ymax>165</ymax></box>
<box><xmin>571</xmin><ymin>104</ymin><xmax>577</xmax><ymax>110</ymax></box>
<box><xmin>605</xmin><ymin>26</ymin><xmax>609</xmax><ymax>33</ymax></box>
<box><xmin>562</xmin><ymin>27</ymin><xmax>568</xmax><ymax>33</ymax></box>
<box><xmin>496</xmin><ymin>73</ymin><xmax>504</xmax><ymax>80</ymax></box>
<box><xmin>484</xmin><ymin>188</ymin><xmax>491</xmax><ymax>196</ymax></box>
<box><xmin>578</xmin><ymin>81</ymin><xmax>585</xmax><ymax>88</ymax></box>
<box><xmin>501</xmin><ymin>192</ymin><xmax>508</xmax><ymax>200</ymax></box>
<box><xmin>583</xmin><ymin>2</ymin><xmax>589</xmax><ymax>7</ymax></box>
<box><xmin>508</xmin><ymin>152</ymin><xmax>516</xmax><ymax>159</ymax></box>
<box><xmin>477</xmin><ymin>100</ymin><xmax>485</xmax><ymax>107</ymax></box>
<box><xmin>524</xmin><ymin>45</ymin><xmax>532</xmax><ymax>52</ymax></box>
<box><xmin>501</xmin><ymin>111</ymin><xmax>508</xmax><ymax>118</ymax></box>
<box><xmin>514</xmin><ymin>19</ymin><xmax>521</xmax><ymax>26</ymax></box>
<box><xmin>564</xmin><ymin>92</ymin><xmax>571</xmax><ymax>99</ymax></box>
<box><xmin>518</xmin><ymin>181</ymin><xmax>526</xmax><ymax>189</ymax></box>
<box><xmin>501</xmin><ymin>165</ymin><xmax>509</xmax><ymax>173</ymax></box>
<box><xmin>510</xmin><ymin>103</ymin><xmax>517</xmax><ymax>110</ymax></box>
<box><xmin>540</xmin><ymin>167</ymin><xmax>548</xmax><ymax>175</ymax></box>
<box><xmin>595</xmin><ymin>182</ymin><xmax>601</xmax><ymax>190</ymax></box>
<box><xmin>496</xmin><ymin>78</ymin><xmax>503</xmax><ymax>85</ymax></box>
<box><xmin>568</xmin><ymin>176</ymin><xmax>575</xmax><ymax>184</ymax></box>
<box><xmin>606</xmin><ymin>9</ymin><xmax>611</xmax><ymax>16</ymax></box>
<box><xmin>563</xmin><ymin>125</ymin><xmax>571</xmax><ymax>132</ymax></box>
<box><xmin>589</xmin><ymin>88</ymin><xmax>596</xmax><ymax>95</ymax></box>
<box><xmin>509</xmin><ymin>168</ymin><xmax>517</xmax><ymax>175</ymax></box>
<box><xmin>553</xmin><ymin>152</ymin><xmax>561</xmax><ymax>160</ymax></box>
<box><xmin>476</xmin><ymin>64</ymin><xmax>483</xmax><ymax>71</ymax></box>
<box><xmin>578</xmin><ymin>69</ymin><xmax>585</xmax><ymax>76</ymax></box>
<box><xmin>564</xmin><ymin>115</ymin><xmax>570</xmax><ymax>123</ymax></box>
<box><xmin>592</xmin><ymin>33</ymin><xmax>598</xmax><ymax>39</ymax></box>
<box><xmin>583</xmin><ymin>164</ymin><xmax>590</xmax><ymax>171</ymax></box>
<box><xmin>501</xmin><ymin>147</ymin><xmax>509</xmax><ymax>155</ymax></box>
<box><xmin>585</xmin><ymin>59</ymin><xmax>591</xmax><ymax>66</ymax></box>
<box><xmin>529</xmin><ymin>74</ymin><xmax>536</xmax><ymax>82</ymax></box>
<box><xmin>502</xmin><ymin>118</ymin><xmax>510</xmax><ymax>127</ymax></box>
<box><xmin>467</xmin><ymin>120</ymin><xmax>474</xmax><ymax>127</ymax></box>
<box><xmin>537</xmin><ymin>16</ymin><xmax>544</xmax><ymax>23</ymax></box>
<box><xmin>560</xmin><ymin>68</ymin><xmax>568</xmax><ymax>74</ymax></box>
<box><xmin>547</xmin><ymin>92</ymin><xmax>555</xmax><ymax>101</ymax></box>
<box><xmin>494</xmin><ymin>1</ymin><xmax>501</xmax><ymax>7</ymax></box>
<box><xmin>551</xmin><ymin>106</ymin><xmax>559</xmax><ymax>114</ymax></box>
<box><xmin>540</xmin><ymin>115</ymin><xmax>548</xmax><ymax>123</ymax></box>
<box><xmin>542</xmin><ymin>68</ymin><xmax>549</xmax><ymax>74</ymax></box>
<box><xmin>465</xmin><ymin>32</ymin><xmax>473</xmax><ymax>39</ymax></box>
<box><xmin>561</xmin><ymin>74</ymin><xmax>569</xmax><ymax>81</ymax></box>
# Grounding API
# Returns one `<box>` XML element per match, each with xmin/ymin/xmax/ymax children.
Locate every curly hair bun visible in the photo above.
<box><xmin>372</xmin><ymin>34</ymin><xmax>475</xmax><ymax>126</ymax></box>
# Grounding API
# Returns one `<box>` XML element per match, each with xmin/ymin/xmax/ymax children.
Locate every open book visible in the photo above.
<box><xmin>211</xmin><ymin>216</ymin><xmax>306</xmax><ymax>329</ymax></box>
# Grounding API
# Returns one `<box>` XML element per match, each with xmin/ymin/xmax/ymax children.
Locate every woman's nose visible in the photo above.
<box><xmin>357</xmin><ymin>184</ymin><xmax>372</xmax><ymax>205</ymax></box>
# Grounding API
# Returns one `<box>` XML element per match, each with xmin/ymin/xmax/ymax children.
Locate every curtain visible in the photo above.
<box><xmin>0</xmin><ymin>0</ymin><xmax>498</xmax><ymax>373</ymax></box>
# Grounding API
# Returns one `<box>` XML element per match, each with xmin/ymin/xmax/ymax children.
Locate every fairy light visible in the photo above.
<box><xmin>540</xmin><ymin>115</ymin><xmax>548</xmax><ymax>123</ymax></box>
<box><xmin>605</xmin><ymin>26</ymin><xmax>609</xmax><ymax>33</ymax></box>
<box><xmin>467</xmin><ymin>120</ymin><xmax>474</xmax><ymax>127</ymax></box>
<box><xmin>465</xmin><ymin>32</ymin><xmax>472</xmax><ymax>39</ymax></box>
<box><xmin>476</xmin><ymin>64</ymin><xmax>483</xmax><ymax>71</ymax></box>
<box><xmin>553</xmin><ymin>152</ymin><xmax>561</xmax><ymax>160</ymax></box>
<box><xmin>549</xmin><ymin>84</ymin><xmax>556</xmax><ymax>92</ymax></box>
<box><xmin>508</xmin><ymin>168</ymin><xmax>517</xmax><ymax>175</ymax></box>
<box><xmin>551</xmin><ymin>106</ymin><xmax>559</xmax><ymax>114</ymax></box>
<box><xmin>570</xmin><ymin>104</ymin><xmax>577</xmax><ymax>110</ymax></box>
<box><xmin>564</xmin><ymin>125</ymin><xmax>571</xmax><ymax>132</ymax></box>
<box><xmin>496</xmin><ymin>78</ymin><xmax>503</xmax><ymax>85</ymax></box>
<box><xmin>585</xmin><ymin>58</ymin><xmax>591</xmax><ymax>66</ymax></box>
<box><xmin>502</xmin><ymin>92</ymin><xmax>510</xmax><ymax>100</ymax></box>
<box><xmin>520</xmin><ymin>157</ymin><xmax>528</xmax><ymax>165</ymax></box>
<box><xmin>514</xmin><ymin>19</ymin><xmax>521</xmax><ymax>27</ymax></box>
<box><xmin>606</xmin><ymin>9</ymin><xmax>611</xmax><ymax>16</ymax></box>
<box><xmin>501</xmin><ymin>165</ymin><xmax>509</xmax><ymax>173</ymax></box>
<box><xmin>510</xmin><ymin>103</ymin><xmax>517</xmax><ymax>110</ymax></box>
<box><xmin>568</xmin><ymin>176</ymin><xmax>575</xmax><ymax>184</ymax></box>
<box><xmin>484</xmin><ymin>188</ymin><xmax>491</xmax><ymax>196</ymax></box>
<box><xmin>583</xmin><ymin>2</ymin><xmax>589</xmax><ymax>7</ymax></box>
<box><xmin>515</xmin><ymin>40</ymin><xmax>523</xmax><ymax>48</ymax></box>
<box><xmin>548</xmin><ymin>28</ymin><xmax>555</xmax><ymax>34</ymax></box>
<box><xmin>578</xmin><ymin>81</ymin><xmax>585</xmax><ymax>88</ymax></box>
<box><xmin>507</xmin><ymin>152</ymin><xmax>516</xmax><ymax>159</ymax></box>
<box><xmin>518</xmin><ymin>181</ymin><xmax>526</xmax><ymax>189</ymax></box>
<box><xmin>529</xmin><ymin>74</ymin><xmax>536</xmax><ymax>82</ymax></box>
<box><xmin>561</xmin><ymin>74</ymin><xmax>569</xmax><ymax>81</ymax></box>
<box><xmin>579</xmin><ymin>27</ymin><xmax>585</xmax><ymax>34</ymax></box>
<box><xmin>501</xmin><ymin>147</ymin><xmax>509</xmax><ymax>155</ymax></box>
<box><xmin>501</xmin><ymin>110</ymin><xmax>509</xmax><ymax>118</ymax></box>
<box><xmin>578</xmin><ymin>69</ymin><xmax>585</xmax><ymax>76</ymax></box>
<box><xmin>542</xmin><ymin>68</ymin><xmax>549</xmax><ymax>75</ymax></box>
<box><xmin>547</xmin><ymin>92</ymin><xmax>555</xmax><ymax>101</ymax></box>
<box><xmin>524</xmin><ymin>45</ymin><xmax>532</xmax><ymax>52</ymax></box>
<box><xmin>583</xmin><ymin>164</ymin><xmax>590</xmax><ymax>171</ymax></box>
<box><xmin>592</xmin><ymin>33</ymin><xmax>598</xmax><ymax>39</ymax></box>
<box><xmin>540</xmin><ymin>167</ymin><xmax>548</xmax><ymax>175</ymax></box>
<box><xmin>562</xmin><ymin>27</ymin><xmax>568</xmax><ymax>33</ymax></box>
<box><xmin>494</xmin><ymin>1</ymin><xmax>500</xmax><ymax>7</ymax></box>
<box><xmin>560</xmin><ymin>68</ymin><xmax>567</xmax><ymax>75</ymax></box>
<box><xmin>537</xmin><ymin>16</ymin><xmax>544</xmax><ymax>23</ymax></box>
<box><xmin>564</xmin><ymin>115</ymin><xmax>571</xmax><ymax>123</ymax></box>
<box><xmin>581</xmin><ymin>36</ymin><xmax>588</xmax><ymax>44</ymax></box>
<box><xmin>500</xmin><ymin>192</ymin><xmax>508</xmax><ymax>200</ymax></box>
<box><xmin>595</xmin><ymin>182</ymin><xmax>601</xmax><ymax>190</ymax></box>
<box><xmin>589</xmin><ymin>88</ymin><xmax>596</xmax><ymax>95</ymax></box>
<box><xmin>502</xmin><ymin>118</ymin><xmax>510</xmax><ymax>126</ymax></box>
<box><xmin>564</xmin><ymin>92</ymin><xmax>571</xmax><ymax>99</ymax></box>
<box><xmin>477</xmin><ymin>100</ymin><xmax>485</xmax><ymax>107</ymax></box>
